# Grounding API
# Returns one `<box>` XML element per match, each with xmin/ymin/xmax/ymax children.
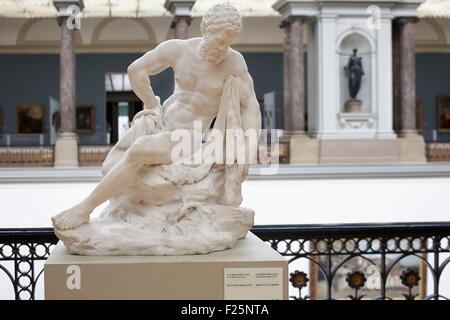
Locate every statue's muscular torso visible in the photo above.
<box><xmin>162</xmin><ymin>38</ymin><xmax>244</xmax><ymax>133</ymax></box>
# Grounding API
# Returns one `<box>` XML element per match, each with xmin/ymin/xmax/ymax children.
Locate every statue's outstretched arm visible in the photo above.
<box><xmin>127</xmin><ymin>39</ymin><xmax>181</xmax><ymax>109</ymax></box>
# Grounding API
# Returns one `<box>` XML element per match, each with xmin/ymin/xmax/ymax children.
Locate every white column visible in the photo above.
<box><xmin>53</xmin><ymin>0</ymin><xmax>83</xmax><ymax>167</ymax></box>
<box><xmin>377</xmin><ymin>17</ymin><xmax>396</xmax><ymax>139</ymax></box>
<box><xmin>307</xmin><ymin>20</ymin><xmax>316</xmax><ymax>133</ymax></box>
<box><xmin>165</xmin><ymin>0</ymin><xmax>195</xmax><ymax>39</ymax></box>
<box><xmin>313</xmin><ymin>14</ymin><xmax>338</xmax><ymax>139</ymax></box>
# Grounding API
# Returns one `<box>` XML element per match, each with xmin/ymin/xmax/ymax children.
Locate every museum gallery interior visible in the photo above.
<box><xmin>1</xmin><ymin>0</ymin><xmax>450</xmax><ymax>302</ymax></box>
<box><xmin>0</xmin><ymin>0</ymin><xmax>450</xmax><ymax>166</ymax></box>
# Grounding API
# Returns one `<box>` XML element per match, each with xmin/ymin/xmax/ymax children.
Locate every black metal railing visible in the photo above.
<box><xmin>0</xmin><ymin>228</ymin><xmax>57</xmax><ymax>300</ymax></box>
<box><xmin>1</xmin><ymin>222</ymin><xmax>450</xmax><ymax>300</ymax></box>
<box><xmin>252</xmin><ymin>222</ymin><xmax>450</xmax><ymax>300</ymax></box>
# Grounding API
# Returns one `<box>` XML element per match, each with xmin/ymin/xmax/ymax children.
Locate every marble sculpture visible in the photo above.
<box><xmin>52</xmin><ymin>3</ymin><xmax>262</xmax><ymax>255</ymax></box>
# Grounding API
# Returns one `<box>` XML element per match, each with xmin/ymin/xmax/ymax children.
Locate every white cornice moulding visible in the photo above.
<box><xmin>164</xmin><ymin>0</ymin><xmax>196</xmax><ymax>16</ymax></box>
<box><xmin>273</xmin><ymin>0</ymin><xmax>424</xmax><ymax>20</ymax></box>
<box><xmin>53</xmin><ymin>0</ymin><xmax>85</xmax><ymax>17</ymax></box>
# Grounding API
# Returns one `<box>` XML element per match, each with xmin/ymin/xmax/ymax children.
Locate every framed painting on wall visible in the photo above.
<box><xmin>0</xmin><ymin>107</ymin><xmax>3</xmax><ymax>134</ymax></box>
<box><xmin>52</xmin><ymin>110</ymin><xmax>61</xmax><ymax>132</ymax></box>
<box><xmin>416</xmin><ymin>99</ymin><xmax>424</xmax><ymax>133</ymax></box>
<box><xmin>76</xmin><ymin>105</ymin><xmax>95</xmax><ymax>133</ymax></box>
<box><xmin>16</xmin><ymin>104</ymin><xmax>44</xmax><ymax>134</ymax></box>
<box><xmin>438</xmin><ymin>95</ymin><xmax>450</xmax><ymax>132</ymax></box>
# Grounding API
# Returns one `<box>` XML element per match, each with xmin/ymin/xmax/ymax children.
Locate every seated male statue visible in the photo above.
<box><xmin>52</xmin><ymin>3</ymin><xmax>262</xmax><ymax>255</ymax></box>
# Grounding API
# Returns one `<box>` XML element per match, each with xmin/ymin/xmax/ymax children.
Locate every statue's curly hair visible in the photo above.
<box><xmin>200</xmin><ymin>3</ymin><xmax>242</xmax><ymax>35</ymax></box>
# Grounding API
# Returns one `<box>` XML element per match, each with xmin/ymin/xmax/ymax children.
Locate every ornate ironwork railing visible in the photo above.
<box><xmin>79</xmin><ymin>145</ymin><xmax>112</xmax><ymax>167</ymax></box>
<box><xmin>427</xmin><ymin>143</ymin><xmax>450</xmax><ymax>162</ymax></box>
<box><xmin>252</xmin><ymin>222</ymin><xmax>450</xmax><ymax>300</ymax></box>
<box><xmin>0</xmin><ymin>145</ymin><xmax>112</xmax><ymax>167</ymax></box>
<box><xmin>0</xmin><ymin>228</ymin><xmax>57</xmax><ymax>300</ymax></box>
<box><xmin>0</xmin><ymin>147</ymin><xmax>54</xmax><ymax>167</ymax></box>
<box><xmin>1</xmin><ymin>222</ymin><xmax>450</xmax><ymax>300</ymax></box>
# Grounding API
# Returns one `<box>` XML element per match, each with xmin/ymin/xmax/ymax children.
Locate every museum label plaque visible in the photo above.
<box><xmin>224</xmin><ymin>267</ymin><xmax>283</xmax><ymax>300</ymax></box>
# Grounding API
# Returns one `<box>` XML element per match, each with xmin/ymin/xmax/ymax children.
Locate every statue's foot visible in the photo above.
<box><xmin>52</xmin><ymin>203</ymin><xmax>91</xmax><ymax>230</ymax></box>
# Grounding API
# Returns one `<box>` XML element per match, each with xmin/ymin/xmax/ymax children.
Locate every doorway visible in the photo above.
<box><xmin>106</xmin><ymin>92</ymin><xmax>143</xmax><ymax>145</ymax></box>
<box><xmin>105</xmin><ymin>73</ymin><xmax>143</xmax><ymax>145</ymax></box>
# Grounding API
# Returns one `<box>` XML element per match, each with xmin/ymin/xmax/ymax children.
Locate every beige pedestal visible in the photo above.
<box><xmin>44</xmin><ymin>232</ymin><xmax>288</xmax><ymax>300</ymax></box>
<box><xmin>319</xmin><ymin>139</ymin><xmax>400</xmax><ymax>164</ymax></box>
<box><xmin>344</xmin><ymin>100</ymin><xmax>362</xmax><ymax>113</ymax></box>
<box><xmin>397</xmin><ymin>134</ymin><xmax>427</xmax><ymax>163</ymax></box>
<box><xmin>54</xmin><ymin>133</ymin><xmax>79</xmax><ymax>167</ymax></box>
<box><xmin>289</xmin><ymin>134</ymin><xmax>319</xmax><ymax>164</ymax></box>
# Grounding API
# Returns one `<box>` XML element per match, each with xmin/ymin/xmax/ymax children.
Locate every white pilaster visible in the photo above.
<box><xmin>377</xmin><ymin>17</ymin><xmax>397</xmax><ymax>139</ymax></box>
<box><xmin>313</xmin><ymin>14</ymin><xmax>338</xmax><ymax>139</ymax></box>
<box><xmin>307</xmin><ymin>20</ymin><xmax>317</xmax><ymax>133</ymax></box>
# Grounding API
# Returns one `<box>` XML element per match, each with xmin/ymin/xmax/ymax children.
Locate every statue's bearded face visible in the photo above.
<box><xmin>202</xmin><ymin>28</ymin><xmax>239</xmax><ymax>64</ymax></box>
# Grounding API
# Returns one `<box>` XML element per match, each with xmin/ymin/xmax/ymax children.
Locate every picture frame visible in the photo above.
<box><xmin>416</xmin><ymin>99</ymin><xmax>424</xmax><ymax>133</ymax></box>
<box><xmin>76</xmin><ymin>105</ymin><xmax>96</xmax><ymax>133</ymax></box>
<box><xmin>16</xmin><ymin>104</ymin><xmax>44</xmax><ymax>134</ymax></box>
<box><xmin>437</xmin><ymin>95</ymin><xmax>450</xmax><ymax>132</ymax></box>
<box><xmin>52</xmin><ymin>110</ymin><xmax>61</xmax><ymax>132</ymax></box>
<box><xmin>0</xmin><ymin>107</ymin><xmax>3</xmax><ymax>134</ymax></box>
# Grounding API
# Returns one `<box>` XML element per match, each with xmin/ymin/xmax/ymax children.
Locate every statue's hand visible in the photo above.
<box><xmin>134</xmin><ymin>111</ymin><xmax>162</xmax><ymax>132</ymax></box>
<box><xmin>131</xmin><ymin>103</ymin><xmax>164</xmax><ymax>134</ymax></box>
<box><xmin>144</xmin><ymin>96</ymin><xmax>161</xmax><ymax>110</ymax></box>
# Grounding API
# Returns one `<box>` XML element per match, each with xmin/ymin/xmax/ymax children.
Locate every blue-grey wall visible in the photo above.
<box><xmin>0</xmin><ymin>54</ymin><xmax>59</xmax><ymax>146</ymax></box>
<box><xmin>76</xmin><ymin>53</ymin><xmax>173</xmax><ymax>144</ymax></box>
<box><xmin>0</xmin><ymin>52</ymin><xmax>282</xmax><ymax>146</ymax></box>
<box><xmin>416</xmin><ymin>53</ymin><xmax>450</xmax><ymax>142</ymax></box>
<box><xmin>2</xmin><ymin>52</ymin><xmax>449</xmax><ymax>145</ymax></box>
<box><xmin>244</xmin><ymin>52</ymin><xmax>284</xmax><ymax>129</ymax></box>
<box><xmin>0</xmin><ymin>53</ymin><xmax>173</xmax><ymax>145</ymax></box>
<box><xmin>243</xmin><ymin>52</ymin><xmax>283</xmax><ymax>99</ymax></box>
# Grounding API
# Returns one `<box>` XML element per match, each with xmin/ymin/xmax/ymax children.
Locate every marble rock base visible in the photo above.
<box><xmin>44</xmin><ymin>232</ymin><xmax>288</xmax><ymax>300</ymax></box>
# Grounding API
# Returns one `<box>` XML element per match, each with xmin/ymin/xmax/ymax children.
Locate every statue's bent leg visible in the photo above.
<box><xmin>101</xmin><ymin>146</ymin><xmax>125</xmax><ymax>176</ymax></box>
<box><xmin>101</xmin><ymin>118</ymin><xmax>154</xmax><ymax>176</ymax></box>
<box><xmin>52</xmin><ymin>132</ymin><xmax>177</xmax><ymax>230</ymax></box>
